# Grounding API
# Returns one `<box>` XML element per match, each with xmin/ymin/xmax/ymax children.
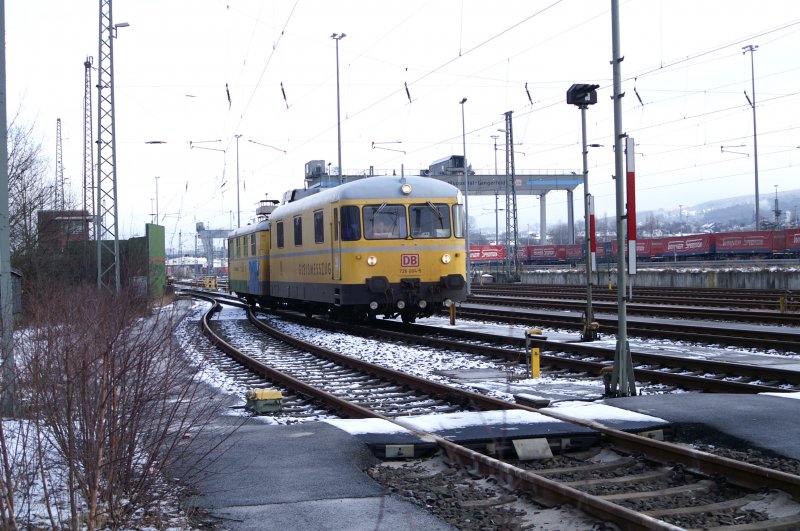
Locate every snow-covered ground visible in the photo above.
<box><xmin>175</xmin><ymin>299</ymin><xmax>800</xmax><ymax>415</ymax></box>
<box><xmin>8</xmin><ymin>296</ymin><xmax>798</xmax><ymax>528</ymax></box>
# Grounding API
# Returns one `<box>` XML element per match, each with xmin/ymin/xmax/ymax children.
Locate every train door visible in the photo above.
<box><xmin>332</xmin><ymin>207</ymin><xmax>342</xmax><ymax>280</ymax></box>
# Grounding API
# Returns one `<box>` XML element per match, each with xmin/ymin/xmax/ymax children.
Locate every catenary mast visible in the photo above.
<box><xmin>83</xmin><ymin>57</ymin><xmax>95</xmax><ymax>240</ymax></box>
<box><xmin>95</xmin><ymin>0</ymin><xmax>123</xmax><ymax>292</ymax></box>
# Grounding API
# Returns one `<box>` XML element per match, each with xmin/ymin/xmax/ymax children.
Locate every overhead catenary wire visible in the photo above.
<box><xmin>164</xmin><ymin>2</ymin><xmax>799</xmax><ymax>247</ymax></box>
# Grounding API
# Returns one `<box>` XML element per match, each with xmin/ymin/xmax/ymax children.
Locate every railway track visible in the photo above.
<box><xmin>468</xmin><ymin>293</ymin><xmax>800</xmax><ymax>326</ymax></box>
<box><xmin>187</xmin><ymin>293</ymin><xmax>800</xmax><ymax>529</ymax></box>
<box><xmin>457</xmin><ymin>304</ymin><xmax>800</xmax><ymax>352</ymax></box>
<box><xmin>472</xmin><ymin>284</ymin><xmax>799</xmax><ymax>312</ymax></box>
<box><xmin>197</xmin><ymin>294</ymin><xmax>520</xmax><ymax>419</ymax></box>
<box><xmin>256</xmin><ymin>309</ymin><xmax>800</xmax><ymax>395</ymax></box>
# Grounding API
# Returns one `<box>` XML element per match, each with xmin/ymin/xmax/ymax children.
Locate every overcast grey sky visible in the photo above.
<box><xmin>6</xmin><ymin>0</ymin><xmax>800</xmax><ymax>250</ymax></box>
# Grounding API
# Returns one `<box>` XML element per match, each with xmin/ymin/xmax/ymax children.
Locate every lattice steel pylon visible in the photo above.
<box><xmin>83</xmin><ymin>57</ymin><xmax>95</xmax><ymax>240</ymax></box>
<box><xmin>502</xmin><ymin>111</ymin><xmax>520</xmax><ymax>280</ymax></box>
<box><xmin>55</xmin><ymin>118</ymin><xmax>64</xmax><ymax>211</ymax></box>
<box><xmin>95</xmin><ymin>0</ymin><xmax>121</xmax><ymax>292</ymax></box>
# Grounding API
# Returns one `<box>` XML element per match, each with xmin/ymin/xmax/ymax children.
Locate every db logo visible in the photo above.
<box><xmin>401</xmin><ymin>254</ymin><xmax>419</xmax><ymax>267</ymax></box>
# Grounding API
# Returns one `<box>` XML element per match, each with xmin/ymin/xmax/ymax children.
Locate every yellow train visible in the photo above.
<box><xmin>228</xmin><ymin>175</ymin><xmax>467</xmax><ymax>322</ymax></box>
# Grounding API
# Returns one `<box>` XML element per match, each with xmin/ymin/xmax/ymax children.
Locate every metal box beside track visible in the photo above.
<box><xmin>245</xmin><ymin>388</ymin><xmax>284</xmax><ymax>414</ymax></box>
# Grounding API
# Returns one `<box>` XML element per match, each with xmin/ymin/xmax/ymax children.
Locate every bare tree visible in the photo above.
<box><xmin>7</xmin><ymin>282</ymin><xmax>233</xmax><ymax>530</ymax></box>
<box><xmin>7</xmin><ymin>115</ymin><xmax>52</xmax><ymax>271</ymax></box>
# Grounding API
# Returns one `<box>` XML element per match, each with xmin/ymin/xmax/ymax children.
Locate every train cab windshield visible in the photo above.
<box><xmin>341</xmin><ymin>202</ymin><xmax>464</xmax><ymax>241</ymax></box>
<box><xmin>365</xmin><ymin>204</ymin><xmax>407</xmax><ymax>239</ymax></box>
<box><xmin>409</xmin><ymin>202</ymin><xmax>451</xmax><ymax>238</ymax></box>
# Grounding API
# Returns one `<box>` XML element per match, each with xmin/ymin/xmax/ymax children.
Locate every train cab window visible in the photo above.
<box><xmin>410</xmin><ymin>203</ymin><xmax>451</xmax><ymax>238</ymax></box>
<box><xmin>365</xmin><ymin>204</ymin><xmax>407</xmax><ymax>240</ymax></box>
<box><xmin>313</xmin><ymin>210</ymin><xmax>324</xmax><ymax>244</ymax></box>
<box><xmin>250</xmin><ymin>234</ymin><xmax>256</xmax><ymax>255</ymax></box>
<box><xmin>340</xmin><ymin>205</ymin><xmax>361</xmax><ymax>241</ymax></box>
<box><xmin>452</xmin><ymin>204</ymin><xmax>465</xmax><ymax>238</ymax></box>
<box><xmin>294</xmin><ymin>216</ymin><xmax>303</xmax><ymax>246</ymax></box>
<box><xmin>276</xmin><ymin>221</ymin><xmax>285</xmax><ymax>248</ymax></box>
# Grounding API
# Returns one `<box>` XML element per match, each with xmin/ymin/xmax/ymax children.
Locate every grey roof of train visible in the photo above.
<box><xmin>303</xmin><ymin>175</ymin><xmax>458</xmax><ymax>203</ymax></box>
<box><xmin>229</xmin><ymin>175</ymin><xmax>459</xmax><ymax>237</ymax></box>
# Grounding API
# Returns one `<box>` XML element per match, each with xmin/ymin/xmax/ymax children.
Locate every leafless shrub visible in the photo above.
<box><xmin>0</xmin><ymin>282</ymin><xmax>235</xmax><ymax>529</ymax></box>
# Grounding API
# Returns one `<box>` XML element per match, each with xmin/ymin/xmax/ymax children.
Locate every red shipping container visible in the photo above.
<box><xmin>595</xmin><ymin>243</ymin><xmax>606</xmax><ymax>259</ymax></box>
<box><xmin>652</xmin><ymin>234</ymin><xmax>712</xmax><ymax>257</ymax></box>
<box><xmin>530</xmin><ymin>245</ymin><xmax>565</xmax><ymax>260</ymax></box>
<box><xmin>564</xmin><ymin>244</ymin><xmax>583</xmax><ymax>260</ymax></box>
<box><xmin>635</xmin><ymin>239</ymin><xmax>651</xmax><ymax>258</ymax></box>
<box><xmin>715</xmin><ymin>231</ymin><xmax>773</xmax><ymax>254</ymax></box>
<box><xmin>470</xmin><ymin>245</ymin><xmax>506</xmax><ymax>261</ymax></box>
<box><xmin>785</xmin><ymin>228</ymin><xmax>800</xmax><ymax>252</ymax></box>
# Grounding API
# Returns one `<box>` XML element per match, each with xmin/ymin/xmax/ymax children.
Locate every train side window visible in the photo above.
<box><xmin>313</xmin><ymin>210</ymin><xmax>324</xmax><ymax>243</ymax></box>
<box><xmin>452</xmin><ymin>204</ymin><xmax>465</xmax><ymax>238</ymax></box>
<box><xmin>235</xmin><ymin>237</ymin><xmax>240</xmax><ymax>257</ymax></box>
<box><xmin>341</xmin><ymin>205</ymin><xmax>361</xmax><ymax>241</ymax></box>
<box><xmin>410</xmin><ymin>203</ymin><xmax>451</xmax><ymax>238</ymax></box>
<box><xmin>276</xmin><ymin>221</ymin><xmax>285</xmax><ymax>248</ymax></box>
<box><xmin>294</xmin><ymin>216</ymin><xmax>302</xmax><ymax>246</ymax></box>
<box><xmin>250</xmin><ymin>234</ymin><xmax>256</xmax><ymax>255</ymax></box>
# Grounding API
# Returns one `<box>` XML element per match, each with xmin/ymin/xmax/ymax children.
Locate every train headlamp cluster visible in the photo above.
<box><xmin>441</xmin><ymin>253</ymin><xmax>451</xmax><ymax>264</ymax></box>
<box><xmin>367</xmin><ymin>255</ymin><xmax>377</xmax><ymax>266</ymax></box>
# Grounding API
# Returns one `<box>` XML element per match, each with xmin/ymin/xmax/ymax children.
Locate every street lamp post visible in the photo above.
<box><xmin>235</xmin><ymin>134</ymin><xmax>242</xmax><ymax>227</ymax></box>
<box><xmin>460</xmin><ymin>97</ymin><xmax>471</xmax><ymax>294</ymax></box>
<box><xmin>331</xmin><ymin>33</ymin><xmax>346</xmax><ymax>184</ymax></box>
<box><xmin>567</xmin><ymin>83</ymin><xmax>599</xmax><ymax>341</ymax></box>
<box><xmin>743</xmin><ymin>44</ymin><xmax>760</xmax><ymax>229</ymax></box>
<box><xmin>154</xmin><ymin>176</ymin><xmax>160</xmax><ymax>224</ymax></box>
<box><xmin>490</xmin><ymin>134</ymin><xmax>500</xmax><ymax>244</ymax></box>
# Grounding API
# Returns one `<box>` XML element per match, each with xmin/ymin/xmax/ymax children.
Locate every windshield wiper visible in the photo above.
<box><xmin>427</xmin><ymin>201</ymin><xmax>444</xmax><ymax>227</ymax></box>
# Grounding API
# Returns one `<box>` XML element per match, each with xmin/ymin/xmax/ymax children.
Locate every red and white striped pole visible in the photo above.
<box><xmin>588</xmin><ymin>195</ymin><xmax>597</xmax><ymax>271</ymax></box>
<box><xmin>625</xmin><ymin>137</ymin><xmax>636</xmax><ymax>275</ymax></box>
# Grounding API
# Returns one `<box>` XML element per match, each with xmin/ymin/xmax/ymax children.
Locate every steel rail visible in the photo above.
<box><xmin>192</xmin><ymin>294</ymin><xmax>800</xmax><ymax>526</ymax></box>
<box><xmin>457</xmin><ymin>306</ymin><xmax>800</xmax><ymax>352</ymax></box>
<box><xmin>271</xmin><ymin>311</ymin><xmax>797</xmax><ymax>394</ymax></box>
<box><xmin>469</xmin><ymin>293</ymin><xmax>800</xmax><ymax>326</ymax></box>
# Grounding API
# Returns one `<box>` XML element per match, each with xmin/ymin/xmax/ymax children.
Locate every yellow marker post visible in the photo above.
<box><xmin>525</xmin><ymin>328</ymin><xmax>542</xmax><ymax>379</ymax></box>
<box><xmin>449</xmin><ymin>304</ymin><xmax>456</xmax><ymax>325</ymax></box>
<box><xmin>530</xmin><ymin>347</ymin><xmax>540</xmax><ymax>378</ymax></box>
<box><xmin>779</xmin><ymin>296</ymin><xmax>786</xmax><ymax>314</ymax></box>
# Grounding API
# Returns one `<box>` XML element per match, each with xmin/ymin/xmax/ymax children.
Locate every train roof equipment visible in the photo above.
<box><xmin>271</xmin><ymin>175</ymin><xmax>462</xmax><ymax>219</ymax></box>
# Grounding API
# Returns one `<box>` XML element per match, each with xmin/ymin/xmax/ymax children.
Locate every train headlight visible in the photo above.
<box><xmin>443</xmin><ymin>298</ymin><xmax>453</xmax><ymax>308</ymax></box>
<box><xmin>396</xmin><ymin>300</ymin><xmax>406</xmax><ymax>309</ymax></box>
<box><xmin>369</xmin><ymin>301</ymin><xmax>379</xmax><ymax>310</ymax></box>
<box><xmin>441</xmin><ymin>253</ymin><xmax>451</xmax><ymax>264</ymax></box>
<box><xmin>400</xmin><ymin>183</ymin><xmax>412</xmax><ymax>195</ymax></box>
<box><xmin>418</xmin><ymin>300</ymin><xmax>427</xmax><ymax>309</ymax></box>
<box><xmin>367</xmin><ymin>255</ymin><xmax>377</xmax><ymax>266</ymax></box>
